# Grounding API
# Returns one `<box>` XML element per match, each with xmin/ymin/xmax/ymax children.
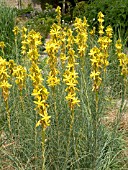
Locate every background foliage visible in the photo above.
<box><xmin>73</xmin><ymin>0</ymin><xmax>128</xmax><ymax>45</ymax></box>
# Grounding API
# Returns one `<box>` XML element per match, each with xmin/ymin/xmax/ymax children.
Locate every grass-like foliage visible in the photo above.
<box><xmin>0</xmin><ymin>1</ymin><xmax>17</xmax><ymax>59</ymax></box>
<box><xmin>0</xmin><ymin>6</ymin><xmax>128</xmax><ymax>170</ymax></box>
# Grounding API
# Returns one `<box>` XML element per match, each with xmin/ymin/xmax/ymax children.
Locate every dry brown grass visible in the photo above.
<box><xmin>102</xmin><ymin>100</ymin><xmax>128</xmax><ymax>159</ymax></box>
<box><xmin>104</xmin><ymin>100</ymin><xmax>128</xmax><ymax>131</ymax></box>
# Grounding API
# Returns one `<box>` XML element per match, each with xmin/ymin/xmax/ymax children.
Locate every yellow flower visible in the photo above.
<box><xmin>90</xmin><ymin>71</ymin><xmax>101</xmax><ymax>80</ymax></box>
<box><xmin>98</xmin><ymin>18</ymin><xmax>104</xmax><ymax>23</ymax></box>
<box><xmin>0</xmin><ymin>80</ymin><xmax>12</xmax><ymax>88</ymax></box>
<box><xmin>98</xmin><ymin>12</ymin><xmax>104</xmax><ymax>36</ymax></box>
<box><xmin>32</xmin><ymin>88</ymin><xmax>43</xmax><ymax>97</ymax></box>
<box><xmin>0</xmin><ymin>67</ymin><xmax>9</xmax><ymax>80</ymax></box>
<box><xmin>34</xmin><ymin>100</ymin><xmax>46</xmax><ymax>107</ymax></box>
<box><xmin>36</xmin><ymin>113</ymin><xmax>51</xmax><ymax>128</ymax></box>
<box><xmin>27</xmin><ymin>30</ymin><xmax>42</xmax><ymax>47</ymax></box>
<box><xmin>45</xmin><ymin>41</ymin><xmax>59</xmax><ymax>54</ymax></box>
<box><xmin>90</xmin><ymin>57</ymin><xmax>101</xmax><ymax>68</ymax></box>
<box><xmin>98</xmin><ymin>36</ymin><xmax>110</xmax><ymax>49</ymax></box>
<box><xmin>115</xmin><ymin>39</ymin><xmax>122</xmax><ymax>52</ymax></box>
<box><xmin>22</xmin><ymin>27</ymin><xmax>27</xmax><ymax>34</ymax></box>
<box><xmin>32</xmin><ymin>84</ymin><xmax>50</xmax><ymax>129</ymax></box>
<box><xmin>13</xmin><ymin>26</ymin><xmax>19</xmax><ymax>36</ymax></box>
<box><xmin>106</xmin><ymin>25</ymin><xmax>113</xmax><ymax>38</ymax></box>
<box><xmin>60</xmin><ymin>54</ymin><xmax>66</xmax><ymax>64</ymax></box>
<box><xmin>46</xmin><ymin>31</ymin><xmax>60</xmax><ymax>88</ymax></box>
<box><xmin>0</xmin><ymin>57</ymin><xmax>10</xmax><ymax>83</ymax></box>
<box><xmin>71</xmin><ymin>96</ymin><xmax>80</xmax><ymax>106</ymax></box>
<box><xmin>118</xmin><ymin>53</ymin><xmax>128</xmax><ymax>76</ymax></box>
<box><xmin>63</xmin><ymin>28</ymin><xmax>80</xmax><ymax>110</ymax></box>
<box><xmin>8</xmin><ymin>59</ymin><xmax>16</xmax><ymax>74</ymax></box>
<box><xmin>12</xmin><ymin>65</ymin><xmax>27</xmax><ymax>90</ymax></box>
<box><xmin>27</xmin><ymin>48</ymin><xmax>39</xmax><ymax>61</ymax></box>
<box><xmin>47</xmin><ymin>75</ymin><xmax>60</xmax><ymax>87</ymax></box>
<box><xmin>90</xmin><ymin>27</ymin><xmax>96</xmax><ymax>36</ymax></box>
<box><xmin>89</xmin><ymin>46</ymin><xmax>100</xmax><ymax>56</ymax></box>
<box><xmin>0</xmin><ymin>41</ymin><xmax>5</xmax><ymax>49</ymax></box>
<box><xmin>98</xmin><ymin>11</ymin><xmax>104</xmax><ymax>22</ymax></box>
<box><xmin>74</xmin><ymin>18</ymin><xmax>82</xmax><ymax>29</ymax></box>
<box><xmin>65</xmin><ymin>93</ymin><xmax>80</xmax><ymax>109</ymax></box>
<box><xmin>89</xmin><ymin>46</ymin><xmax>103</xmax><ymax>91</ymax></box>
<box><xmin>55</xmin><ymin>6</ymin><xmax>61</xmax><ymax>14</ymax></box>
<box><xmin>0</xmin><ymin>80</ymin><xmax>12</xmax><ymax>101</ymax></box>
<box><xmin>66</xmin><ymin>80</ymin><xmax>78</xmax><ymax>88</ymax></box>
<box><xmin>55</xmin><ymin>6</ymin><xmax>61</xmax><ymax>25</ymax></box>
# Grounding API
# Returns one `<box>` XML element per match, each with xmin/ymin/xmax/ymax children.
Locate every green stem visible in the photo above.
<box><xmin>120</xmin><ymin>77</ymin><xmax>126</xmax><ymax>113</ymax></box>
<box><xmin>2</xmin><ymin>49</ymin><xmax>4</xmax><ymax>57</ymax></box>
<box><xmin>5</xmin><ymin>100</ymin><xmax>11</xmax><ymax>132</ymax></box>
<box><xmin>63</xmin><ymin>109</ymin><xmax>74</xmax><ymax>169</ymax></box>
<box><xmin>35</xmin><ymin>112</ymin><xmax>37</xmax><ymax>167</ymax></box>
<box><xmin>93</xmin><ymin>91</ymin><xmax>98</xmax><ymax>170</ymax></box>
<box><xmin>15</xmin><ymin>37</ymin><xmax>18</xmax><ymax>63</ymax></box>
<box><xmin>116</xmin><ymin>77</ymin><xmax>127</xmax><ymax>128</ymax></box>
<box><xmin>80</xmin><ymin>55</ymin><xmax>85</xmax><ymax>73</ymax></box>
<box><xmin>52</xmin><ymin>87</ymin><xmax>60</xmax><ymax>169</ymax></box>
<box><xmin>42</xmin><ymin>127</ymin><xmax>46</xmax><ymax>170</ymax></box>
<box><xmin>82</xmin><ymin>71</ymin><xmax>92</xmax><ymax>116</ymax></box>
<box><xmin>52</xmin><ymin>87</ymin><xmax>58</xmax><ymax>131</ymax></box>
<box><xmin>95</xmin><ymin>91</ymin><xmax>98</xmax><ymax>113</ymax></box>
<box><xmin>19</xmin><ymin>90</ymin><xmax>25</xmax><ymax>113</ymax></box>
<box><xmin>73</xmin><ymin>131</ymin><xmax>80</xmax><ymax>170</ymax></box>
<box><xmin>53</xmin><ymin>90</ymin><xmax>59</xmax><ymax>153</ymax></box>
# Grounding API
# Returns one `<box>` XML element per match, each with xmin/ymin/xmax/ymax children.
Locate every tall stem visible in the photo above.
<box><xmin>116</xmin><ymin>77</ymin><xmax>127</xmax><ymax>128</ymax></box>
<box><xmin>34</xmin><ymin>112</ymin><xmax>37</xmax><ymax>168</ymax></box>
<box><xmin>53</xmin><ymin>88</ymin><xmax>59</xmax><ymax>156</ymax></box>
<box><xmin>93</xmin><ymin>91</ymin><xmax>98</xmax><ymax>170</ymax></box>
<box><xmin>15</xmin><ymin>37</ymin><xmax>18</xmax><ymax>63</ymax></box>
<box><xmin>42</xmin><ymin>127</ymin><xmax>46</xmax><ymax>170</ymax></box>
<box><xmin>63</xmin><ymin>109</ymin><xmax>74</xmax><ymax>169</ymax></box>
<box><xmin>19</xmin><ymin>90</ymin><xmax>25</xmax><ymax>113</ymax></box>
<box><xmin>2</xmin><ymin>49</ymin><xmax>4</xmax><ymax>57</ymax></box>
<box><xmin>52</xmin><ymin>88</ymin><xmax>58</xmax><ymax>132</ymax></box>
<box><xmin>5</xmin><ymin>100</ymin><xmax>11</xmax><ymax>132</ymax></box>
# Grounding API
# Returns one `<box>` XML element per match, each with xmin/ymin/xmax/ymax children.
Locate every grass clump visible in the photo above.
<box><xmin>0</xmin><ymin>2</ymin><xmax>16</xmax><ymax>59</ymax></box>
